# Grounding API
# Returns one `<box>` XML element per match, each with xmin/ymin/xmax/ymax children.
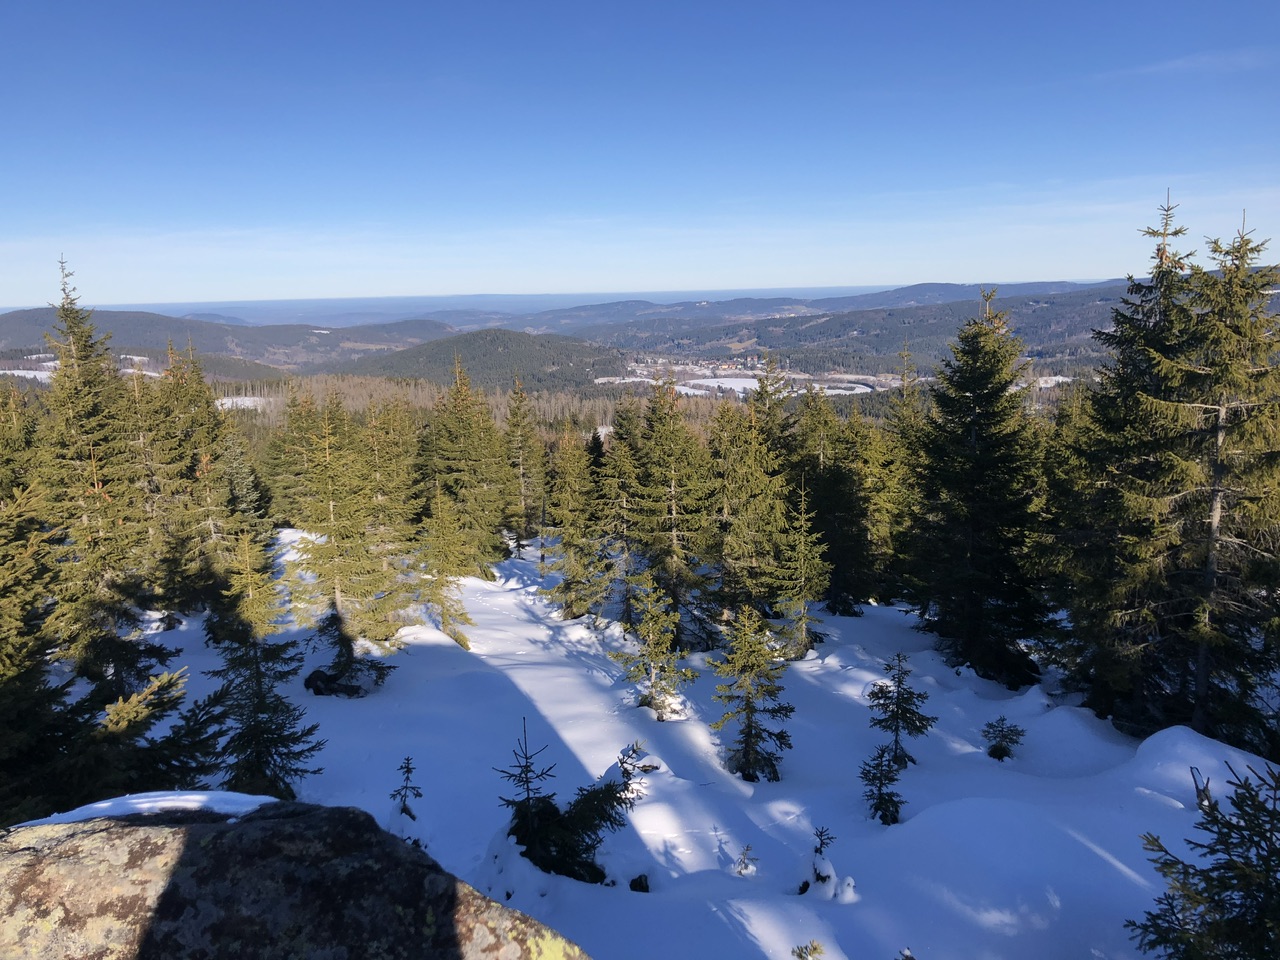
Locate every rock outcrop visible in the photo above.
<box><xmin>0</xmin><ymin>801</ymin><xmax>589</xmax><ymax>960</ymax></box>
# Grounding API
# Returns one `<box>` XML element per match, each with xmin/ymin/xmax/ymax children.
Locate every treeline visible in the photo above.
<box><xmin>3</xmin><ymin>208</ymin><xmax>1278</xmax><ymax>827</ymax></box>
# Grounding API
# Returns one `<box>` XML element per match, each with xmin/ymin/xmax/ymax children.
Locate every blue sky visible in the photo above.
<box><xmin>2</xmin><ymin>1</ymin><xmax>1277</xmax><ymax>307</ymax></box>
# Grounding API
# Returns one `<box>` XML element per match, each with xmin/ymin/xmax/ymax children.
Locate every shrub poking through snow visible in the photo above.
<box><xmin>981</xmin><ymin>716</ymin><xmax>1025</xmax><ymax>761</ymax></box>
<box><xmin>733</xmin><ymin>844</ymin><xmax>759</xmax><ymax>877</ymax></box>
<box><xmin>799</xmin><ymin>825</ymin><xmax>857</xmax><ymax>901</ymax></box>
<box><xmin>1127</xmin><ymin>763</ymin><xmax>1280</xmax><ymax>960</ymax></box>
<box><xmin>860</xmin><ymin>743</ymin><xmax>905</xmax><ymax>825</ymax></box>
<box><xmin>867</xmin><ymin>652</ymin><xmax>936</xmax><ymax>768</ymax></box>
<box><xmin>495</xmin><ymin>719</ymin><xmax>640</xmax><ymax>884</ymax></box>
<box><xmin>791</xmin><ymin>940</ymin><xmax>825</xmax><ymax>959</ymax></box>
<box><xmin>389</xmin><ymin>756</ymin><xmax>422</xmax><ymax>821</ymax></box>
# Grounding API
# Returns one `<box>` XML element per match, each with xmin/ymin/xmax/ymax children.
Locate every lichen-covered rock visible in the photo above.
<box><xmin>0</xmin><ymin>801</ymin><xmax>589</xmax><ymax>960</ymax></box>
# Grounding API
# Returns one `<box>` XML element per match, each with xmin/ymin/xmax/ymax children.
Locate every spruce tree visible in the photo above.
<box><xmin>1069</xmin><ymin>204</ymin><xmax>1280</xmax><ymax>753</ymax></box>
<box><xmin>609</xmin><ymin>571</ymin><xmax>694</xmax><ymax>720</ymax></box>
<box><xmin>772</xmin><ymin>482</ymin><xmax>830</xmax><ymax>659</ymax></box>
<box><xmin>420</xmin><ymin>485</ymin><xmax>476</xmax><ymax>649</ymax></box>
<box><xmin>711</xmin><ymin>607</ymin><xmax>795</xmax><ymax>782</ymax></box>
<box><xmin>0</xmin><ymin>484</ymin><xmax>92</xmax><ymax>826</ymax></box>
<box><xmin>867</xmin><ymin>653</ymin><xmax>937</xmax><ymax>768</ymax></box>
<box><xmin>205</xmin><ymin>535</ymin><xmax>325</xmax><ymax>800</ymax></box>
<box><xmin>859</xmin><ymin>743</ymin><xmax>905</xmax><ymax>825</ymax></box>
<box><xmin>0</xmin><ymin>383</ymin><xmax>35</xmax><ymax>497</ymax></box>
<box><xmin>790</xmin><ymin>387</ymin><xmax>878</xmax><ymax>611</ymax></box>
<box><xmin>542</xmin><ymin>432</ymin><xmax>609</xmax><ymax>620</ymax></box>
<box><xmin>503</xmin><ymin>379</ymin><xmax>546</xmax><ymax>555</ymax></box>
<box><xmin>632</xmin><ymin>379</ymin><xmax>713</xmax><ymax>646</ymax></box>
<box><xmin>35</xmin><ymin>266</ymin><xmax>172</xmax><ymax>703</ymax></box>
<box><xmin>416</xmin><ymin>362</ymin><xmax>512</xmax><ymax>572</ymax></box>
<box><xmin>746</xmin><ymin>355</ymin><xmax>794</xmax><ymax>464</ymax></box>
<box><xmin>593</xmin><ymin>423</ymin><xmax>643</xmax><ymax>627</ymax></box>
<box><xmin>903</xmin><ymin>292</ymin><xmax>1051</xmax><ymax>688</ymax></box>
<box><xmin>288</xmin><ymin>394</ymin><xmax>408</xmax><ymax>673</ymax></box>
<box><xmin>1127</xmin><ymin>763</ymin><xmax>1280</xmax><ymax>959</ymax></box>
<box><xmin>708</xmin><ymin>404</ymin><xmax>790</xmax><ymax>613</ymax></box>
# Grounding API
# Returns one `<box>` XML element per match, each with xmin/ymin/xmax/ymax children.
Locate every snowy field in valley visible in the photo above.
<box><xmin>32</xmin><ymin>552</ymin><xmax>1267</xmax><ymax>960</ymax></box>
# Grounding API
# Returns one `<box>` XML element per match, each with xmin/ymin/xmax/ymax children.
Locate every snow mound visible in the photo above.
<box><xmin>19</xmin><ymin>790</ymin><xmax>275</xmax><ymax>827</ymax></box>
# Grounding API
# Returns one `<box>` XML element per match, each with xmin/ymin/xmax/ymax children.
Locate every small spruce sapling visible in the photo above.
<box><xmin>734</xmin><ymin>844</ymin><xmax>759</xmax><ymax>877</ymax></box>
<box><xmin>860</xmin><ymin>743</ymin><xmax>905</xmax><ymax>825</ymax></box>
<box><xmin>800</xmin><ymin>825</ymin><xmax>856</xmax><ymax>901</ymax></box>
<box><xmin>867</xmin><ymin>652</ymin><xmax>936</xmax><ymax>768</ymax></box>
<box><xmin>981</xmin><ymin>716</ymin><xmax>1025</xmax><ymax>761</ymax></box>
<box><xmin>390</xmin><ymin>755</ymin><xmax>423</xmax><ymax>821</ymax></box>
<box><xmin>792</xmin><ymin>941</ymin><xmax>825</xmax><ymax>960</ymax></box>
<box><xmin>495</xmin><ymin>721</ymin><xmax>641</xmax><ymax>884</ymax></box>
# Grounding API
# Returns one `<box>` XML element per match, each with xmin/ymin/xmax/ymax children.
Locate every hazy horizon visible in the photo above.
<box><xmin>0</xmin><ymin>278</ymin><xmax>1128</xmax><ymax>324</ymax></box>
<box><xmin>5</xmin><ymin>3</ymin><xmax>1275</xmax><ymax>305</ymax></box>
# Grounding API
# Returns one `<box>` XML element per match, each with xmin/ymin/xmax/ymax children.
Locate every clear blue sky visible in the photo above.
<box><xmin>3</xmin><ymin>1</ymin><xmax>1277</xmax><ymax>307</ymax></box>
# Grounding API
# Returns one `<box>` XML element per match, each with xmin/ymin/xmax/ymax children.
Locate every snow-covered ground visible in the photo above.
<box><xmin>36</xmin><ymin>554</ymin><xmax>1266</xmax><ymax>960</ymax></box>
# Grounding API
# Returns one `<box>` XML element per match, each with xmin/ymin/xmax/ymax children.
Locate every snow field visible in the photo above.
<box><xmin>37</xmin><ymin>553</ymin><xmax>1271</xmax><ymax>960</ymax></box>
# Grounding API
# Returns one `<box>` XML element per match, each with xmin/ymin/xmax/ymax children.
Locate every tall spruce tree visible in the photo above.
<box><xmin>0</xmin><ymin>483</ymin><xmax>92</xmax><ymax>826</ymax></box>
<box><xmin>542</xmin><ymin>432</ymin><xmax>609</xmax><ymax>620</ymax></box>
<box><xmin>772</xmin><ymin>482</ymin><xmax>831</xmax><ymax>659</ymax></box>
<box><xmin>504</xmin><ymin>379</ymin><xmax>546</xmax><ymax>555</ymax></box>
<box><xmin>421</xmin><ymin>484</ymin><xmax>476</xmax><ymax>649</ymax></box>
<box><xmin>708</xmin><ymin>405</ymin><xmax>791</xmax><ymax>614</ymax></box>
<box><xmin>1069</xmin><ymin>205</ymin><xmax>1280</xmax><ymax>754</ymax></box>
<box><xmin>287</xmin><ymin>394</ymin><xmax>406</xmax><ymax>680</ymax></box>
<box><xmin>903</xmin><ymin>292</ymin><xmax>1051</xmax><ymax>688</ymax></box>
<box><xmin>790</xmin><ymin>387</ymin><xmax>877</xmax><ymax>611</ymax></box>
<box><xmin>632</xmin><ymin>379</ymin><xmax>713</xmax><ymax>647</ymax></box>
<box><xmin>593</xmin><ymin>416</ymin><xmax>644</xmax><ymax>627</ymax></box>
<box><xmin>417</xmin><ymin>362</ymin><xmax>512</xmax><ymax>572</ymax></box>
<box><xmin>35</xmin><ymin>267</ymin><xmax>172</xmax><ymax>703</ymax></box>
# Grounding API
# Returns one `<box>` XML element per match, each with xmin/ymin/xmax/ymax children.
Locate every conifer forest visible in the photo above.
<box><xmin>2</xmin><ymin>210</ymin><xmax>1280</xmax><ymax>957</ymax></box>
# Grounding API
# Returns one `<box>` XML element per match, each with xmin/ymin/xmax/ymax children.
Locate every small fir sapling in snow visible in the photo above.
<box><xmin>860</xmin><ymin>743</ymin><xmax>906</xmax><ymax>825</ymax></box>
<box><xmin>867</xmin><ymin>652</ymin><xmax>937</xmax><ymax>768</ymax></box>
<box><xmin>390</xmin><ymin>755</ymin><xmax>423</xmax><ymax>821</ymax></box>
<box><xmin>495</xmin><ymin>720</ymin><xmax>641</xmax><ymax>884</ymax></box>
<box><xmin>734</xmin><ymin>844</ymin><xmax>759</xmax><ymax>877</ymax></box>
<box><xmin>799</xmin><ymin>825</ymin><xmax>857</xmax><ymax>902</ymax></box>
<box><xmin>791</xmin><ymin>941</ymin><xmax>825</xmax><ymax>960</ymax></box>
<box><xmin>982</xmin><ymin>716</ymin><xmax>1026</xmax><ymax>761</ymax></box>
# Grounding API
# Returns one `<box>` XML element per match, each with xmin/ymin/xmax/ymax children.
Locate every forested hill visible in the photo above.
<box><xmin>0</xmin><ymin>307</ymin><xmax>458</xmax><ymax>369</ymax></box>
<box><xmin>569</xmin><ymin>283</ymin><xmax>1130</xmax><ymax>374</ymax></box>
<box><xmin>0</xmin><ymin>279</ymin><xmax>1154</xmax><ymax>377</ymax></box>
<box><xmin>334</xmin><ymin>329</ymin><xmax>628</xmax><ymax>390</ymax></box>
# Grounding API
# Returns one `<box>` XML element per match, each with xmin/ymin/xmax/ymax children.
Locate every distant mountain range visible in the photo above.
<box><xmin>0</xmin><ymin>279</ymin><xmax>1138</xmax><ymax>382</ymax></box>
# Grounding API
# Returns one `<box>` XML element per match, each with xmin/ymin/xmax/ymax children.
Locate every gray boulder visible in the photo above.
<box><xmin>0</xmin><ymin>801</ymin><xmax>589</xmax><ymax>960</ymax></box>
